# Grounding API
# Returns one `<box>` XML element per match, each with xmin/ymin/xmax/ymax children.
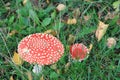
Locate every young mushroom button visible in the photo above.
<box><xmin>18</xmin><ymin>33</ymin><xmax>64</xmax><ymax>65</ymax></box>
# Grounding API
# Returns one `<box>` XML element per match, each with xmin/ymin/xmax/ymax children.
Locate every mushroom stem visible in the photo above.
<box><xmin>32</xmin><ymin>64</ymin><xmax>42</xmax><ymax>74</ymax></box>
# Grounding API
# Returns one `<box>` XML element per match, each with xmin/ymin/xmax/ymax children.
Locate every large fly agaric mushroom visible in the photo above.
<box><xmin>18</xmin><ymin>33</ymin><xmax>64</xmax><ymax>73</ymax></box>
<box><xmin>70</xmin><ymin>43</ymin><xmax>89</xmax><ymax>62</ymax></box>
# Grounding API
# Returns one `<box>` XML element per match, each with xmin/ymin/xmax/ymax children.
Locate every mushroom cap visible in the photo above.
<box><xmin>18</xmin><ymin>33</ymin><xmax>64</xmax><ymax>65</ymax></box>
<box><xmin>107</xmin><ymin>37</ymin><xmax>116</xmax><ymax>48</ymax></box>
<box><xmin>70</xmin><ymin>43</ymin><xmax>89</xmax><ymax>61</ymax></box>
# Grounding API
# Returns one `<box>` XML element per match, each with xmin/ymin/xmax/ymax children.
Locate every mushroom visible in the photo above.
<box><xmin>56</xmin><ymin>4</ymin><xmax>66</xmax><ymax>11</ymax></box>
<box><xmin>70</xmin><ymin>43</ymin><xmax>89</xmax><ymax>62</ymax></box>
<box><xmin>18</xmin><ymin>33</ymin><xmax>64</xmax><ymax>73</ymax></box>
<box><xmin>107</xmin><ymin>37</ymin><xmax>116</xmax><ymax>48</ymax></box>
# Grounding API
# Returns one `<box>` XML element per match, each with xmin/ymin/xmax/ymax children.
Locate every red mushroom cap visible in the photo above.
<box><xmin>70</xmin><ymin>43</ymin><xmax>89</xmax><ymax>61</ymax></box>
<box><xmin>18</xmin><ymin>33</ymin><xmax>64</xmax><ymax>65</ymax></box>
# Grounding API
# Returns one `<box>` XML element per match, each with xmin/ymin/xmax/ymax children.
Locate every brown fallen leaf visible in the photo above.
<box><xmin>67</xmin><ymin>34</ymin><xmax>76</xmax><ymax>44</ymax></box>
<box><xmin>64</xmin><ymin>62</ymin><xmax>70</xmax><ymax>72</ymax></box>
<box><xmin>8</xmin><ymin>30</ymin><xmax>18</xmax><ymax>36</ymax></box>
<box><xmin>12</xmin><ymin>51</ymin><xmax>23</xmax><ymax>65</ymax></box>
<box><xmin>84</xmin><ymin>15</ymin><xmax>91</xmax><ymax>22</ymax></box>
<box><xmin>95</xmin><ymin>21</ymin><xmax>109</xmax><ymax>41</ymax></box>
<box><xmin>23</xmin><ymin>0</ymin><xmax>28</xmax><ymax>5</ymax></box>
<box><xmin>5</xmin><ymin>2</ymin><xmax>11</xmax><ymax>10</ymax></box>
<box><xmin>98</xmin><ymin>12</ymin><xmax>102</xmax><ymax>19</ymax></box>
<box><xmin>56</xmin><ymin>69</ymin><xmax>60</xmax><ymax>74</ymax></box>
<box><xmin>105</xmin><ymin>12</ymin><xmax>115</xmax><ymax>20</ymax></box>
<box><xmin>5</xmin><ymin>2</ymin><xmax>11</xmax><ymax>7</ymax></box>
<box><xmin>46</xmin><ymin>0</ymin><xmax>50</xmax><ymax>4</ymax></box>
<box><xmin>50</xmin><ymin>64</ymin><xmax>57</xmax><ymax>70</ymax></box>
<box><xmin>44</xmin><ymin>29</ymin><xmax>57</xmax><ymax>36</ymax></box>
<box><xmin>40</xmin><ymin>75</ymin><xmax>44</xmax><ymax>80</ymax></box>
<box><xmin>10</xmin><ymin>76</ymin><xmax>14</xmax><ymax>80</ymax></box>
<box><xmin>88</xmin><ymin>44</ymin><xmax>93</xmax><ymax>52</ymax></box>
<box><xmin>6</xmin><ymin>7</ymin><xmax>10</xmax><ymax>10</ymax></box>
<box><xmin>56</xmin><ymin>4</ymin><xmax>66</xmax><ymax>11</ymax></box>
<box><xmin>117</xmin><ymin>19</ymin><xmax>120</xmax><ymax>25</ymax></box>
<box><xmin>73</xmin><ymin>8</ymin><xmax>80</xmax><ymax>18</ymax></box>
<box><xmin>67</xmin><ymin>18</ymin><xmax>77</xmax><ymax>25</ymax></box>
<box><xmin>26</xmin><ymin>71</ymin><xmax>32</xmax><ymax>80</ymax></box>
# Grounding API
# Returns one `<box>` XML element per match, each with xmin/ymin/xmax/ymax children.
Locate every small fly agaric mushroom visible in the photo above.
<box><xmin>70</xmin><ymin>43</ymin><xmax>89</xmax><ymax>61</ymax></box>
<box><xmin>18</xmin><ymin>33</ymin><xmax>64</xmax><ymax>73</ymax></box>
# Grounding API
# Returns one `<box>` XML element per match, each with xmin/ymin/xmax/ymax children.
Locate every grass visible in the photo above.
<box><xmin>0</xmin><ymin>0</ymin><xmax>120</xmax><ymax>80</ymax></box>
